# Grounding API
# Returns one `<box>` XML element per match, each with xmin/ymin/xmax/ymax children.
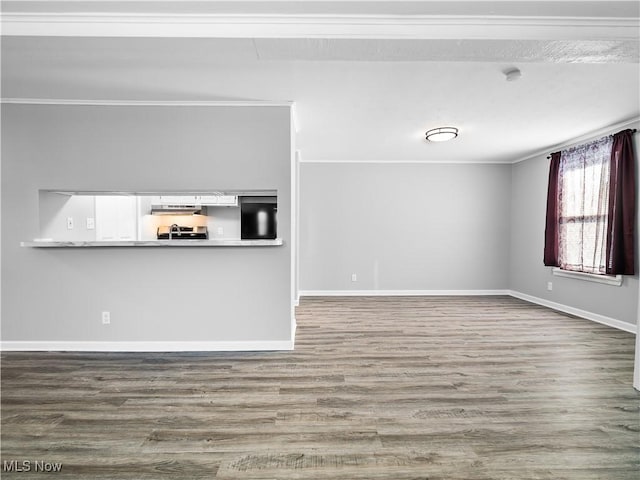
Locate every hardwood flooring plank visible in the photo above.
<box><xmin>0</xmin><ymin>453</ymin><xmax>222</xmax><ymax>480</ymax></box>
<box><xmin>2</xmin><ymin>296</ymin><xmax>638</xmax><ymax>479</ymax></box>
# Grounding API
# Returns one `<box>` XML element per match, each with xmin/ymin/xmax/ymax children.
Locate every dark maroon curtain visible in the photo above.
<box><xmin>606</xmin><ymin>129</ymin><xmax>636</xmax><ymax>275</ymax></box>
<box><xmin>543</xmin><ymin>152</ymin><xmax>562</xmax><ymax>266</ymax></box>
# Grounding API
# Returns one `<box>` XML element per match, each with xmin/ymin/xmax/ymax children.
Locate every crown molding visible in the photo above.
<box><xmin>512</xmin><ymin>116</ymin><xmax>640</xmax><ymax>164</ymax></box>
<box><xmin>1</xmin><ymin>13</ymin><xmax>638</xmax><ymax>40</ymax></box>
<box><xmin>0</xmin><ymin>98</ymin><xmax>294</xmax><ymax>107</ymax></box>
<box><xmin>299</xmin><ymin>159</ymin><xmax>512</xmax><ymax>165</ymax></box>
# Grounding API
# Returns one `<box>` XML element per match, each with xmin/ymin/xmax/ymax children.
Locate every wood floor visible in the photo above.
<box><xmin>2</xmin><ymin>296</ymin><xmax>639</xmax><ymax>479</ymax></box>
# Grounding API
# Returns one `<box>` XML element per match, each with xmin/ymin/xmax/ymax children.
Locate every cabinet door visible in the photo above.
<box><xmin>115</xmin><ymin>196</ymin><xmax>137</xmax><ymax>240</ymax></box>
<box><xmin>200</xmin><ymin>195</ymin><xmax>237</xmax><ymax>206</ymax></box>
<box><xmin>95</xmin><ymin>196</ymin><xmax>117</xmax><ymax>240</ymax></box>
<box><xmin>158</xmin><ymin>195</ymin><xmax>199</xmax><ymax>205</ymax></box>
<box><xmin>95</xmin><ymin>196</ymin><xmax>137</xmax><ymax>241</ymax></box>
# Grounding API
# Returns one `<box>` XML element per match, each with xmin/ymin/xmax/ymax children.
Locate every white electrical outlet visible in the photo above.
<box><xmin>101</xmin><ymin>311</ymin><xmax>111</xmax><ymax>324</ymax></box>
<box><xmin>547</xmin><ymin>282</ymin><xmax>553</xmax><ymax>291</ymax></box>
<box><xmin>86</xmin><ymin>217</ymin><xmax>95</xmax><ymax>230</ymax></box>
<box><xmin>67</xmin><ymin>217</ymin><xmax>74</xmax><ymax>230</ymax></box>
<box><xmin>351</xmin><ymin>273</ymin><xmax>357</xmax><ymax>282</ymax></box>
<box><xmin>217</xmin><ymin>227</ymin><xmax>224</xmax><ymax>236</ymax></box>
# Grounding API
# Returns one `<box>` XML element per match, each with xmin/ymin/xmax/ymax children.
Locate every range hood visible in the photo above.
<box><xmin>150</xmin><ymin>198</ymin><xmax>203</xmax><ymax>215</ymax></box>
<box><xmin>149</xmin><ymin>194</ymin><xmax>237</xmax><ymax>214</ymax></box>
<box><xmin>151</xmin><ymin>204</ymin><xmax>203</xmax><ymax>215</ymax></box>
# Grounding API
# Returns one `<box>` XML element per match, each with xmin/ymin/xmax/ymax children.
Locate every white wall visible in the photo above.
<box><xmin>1</xmin><ymin>104</ymin><xmax>293</xmax><ymax>347</ymax></box>
<box><xmin>299</xmin><ymin>162</ymin><xmax>511</xmax><ymax>292</ymax></box>
<box><xmin>509</xmin><ymin>127</ymin><xmax>640</xmax><ymax>328</ymax></box>
<box><xmin>39</xmin><ymin>192</ymin><xmax>97</xmax><ymax>241</ymax></box>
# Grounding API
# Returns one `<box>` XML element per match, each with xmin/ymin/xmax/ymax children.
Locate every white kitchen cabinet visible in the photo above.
<box><xmin>199</xmin><ymin>195</ymin><xmax>237</xmax><ymax>206</ymax></box>
<box><xmin>152</xmin><ymin>195</ymin><xmax>200</xmax><ymax>206</ymax></box>
<box><xmin>95</xmin><ymin>196</ymin><xmax>137</xmax><ymax>241</ymax></box>
<box><xmin>149</xmin><ymin>194</ymin><xmax>237</xmax><ymax>207</ymax></box>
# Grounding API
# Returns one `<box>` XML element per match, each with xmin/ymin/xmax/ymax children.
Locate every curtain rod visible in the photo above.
<box><xmin>546</xmin><ymin>128</ymin><xmax>637</xmax><ymax>159</ymax></box>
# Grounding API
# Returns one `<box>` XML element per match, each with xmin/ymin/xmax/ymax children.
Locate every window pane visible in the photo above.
<box><xmin>560</xmin><ymin>222</ymin><xmax>583</xmax><ymax>269</ymax></box>
<box><xmin>562</xmin><ymin>169</ymin><xmax>584</xmax><ymax>217</ymax></box>
<box><xmin>583</xmin><ymin>163</ymin><xmax>610</xmax><ymax>217</ymax></box>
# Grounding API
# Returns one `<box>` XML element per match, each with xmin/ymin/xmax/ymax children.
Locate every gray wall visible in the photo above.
<box><xmin>299</xmin><ymin>139</ymin><xmax>638</xmax><ymax>329</ymax></box>
<box><xmin>299</xmin><ymin>162</ymin><xmax>512</xmax><ymax>291</ymax></box>
<box><xmin>39</xmin><ymin>192</ymin><xmax>97</xmax><ymax>241</ymax></box>
<box><xmin>509</xmin><ymin>126</ymin><xmax>640</xmax><ymax>327</ymax></box>
<box><xmin>2</xmin><ymin>104</ymin><xmax>292</xmax><ymax>343</ymax></box>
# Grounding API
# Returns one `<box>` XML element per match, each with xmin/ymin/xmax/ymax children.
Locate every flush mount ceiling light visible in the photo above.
<box><xmin>425</xmin><ymin>127</ymin><xmax>458</xmax><ymax>142</ymax></box>
<box><xmin>504</xmin><ymin>67</ymin><xmax>522</xmax><ymax>82</ymax></box>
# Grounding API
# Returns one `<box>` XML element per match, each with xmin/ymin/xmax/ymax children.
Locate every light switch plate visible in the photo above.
<box><xmin>67</xmin><ymin>217</ymin><xmax>74</xmax><ymax>229</ymax></box>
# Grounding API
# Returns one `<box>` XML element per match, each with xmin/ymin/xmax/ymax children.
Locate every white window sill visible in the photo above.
<box><xmin>552</xmin><ymin>268</ymin><xmax>623</xmax><ymax>286</ymax></box>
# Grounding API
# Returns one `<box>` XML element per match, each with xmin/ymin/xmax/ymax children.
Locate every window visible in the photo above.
<box><xmin>557</xmin><ymin>136</ymin><xmax>612</xmax><ymax>274</ymax></box>
<box><xmin>544</xmin><ymin>129</ymin><xmax>636</xmax><ymax>278</ymax></box>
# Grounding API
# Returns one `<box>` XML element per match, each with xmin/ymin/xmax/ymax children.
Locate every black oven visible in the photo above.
<box><xmin>240</xmin><ymin>196</ymin><xmax>277</xmax><ymax>240</ymax></box>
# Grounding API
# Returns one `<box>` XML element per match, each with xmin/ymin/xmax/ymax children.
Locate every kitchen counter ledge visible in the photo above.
<box><xmin>21</xmin><ymin>239</ymin><xmax>284</xmax><ymax>248</ymax></box>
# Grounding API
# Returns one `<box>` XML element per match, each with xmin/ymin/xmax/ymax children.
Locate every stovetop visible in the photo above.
<box><xmin>157</xmin><ymin>225</ymin><xmax>208</xmax><ymax>240</ymax></box>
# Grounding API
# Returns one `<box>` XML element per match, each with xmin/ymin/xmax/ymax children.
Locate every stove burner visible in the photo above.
<box><xmin>157</xmin><ymin>225</ymin><xmax>208</xmax><ymax>240</ymax></box>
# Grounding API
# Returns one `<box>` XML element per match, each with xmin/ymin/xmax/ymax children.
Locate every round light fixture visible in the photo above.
<box><xmin>504</xmin><ymin>67</ymin><xmax>522</xmax><ymax>82</ymax></box>
<box><xmin>425</xmin><ymin>127</ymin><xmax>458</xmax><ymax>142</ymax></box>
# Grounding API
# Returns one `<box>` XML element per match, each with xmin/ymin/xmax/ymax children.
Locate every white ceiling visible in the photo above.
<box><xmin>1</xmin><ymin>1</ymin><xmax>639</xmax><ymax>163</ymax></box>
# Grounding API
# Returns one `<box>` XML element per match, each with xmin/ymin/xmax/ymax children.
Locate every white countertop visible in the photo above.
<box><xmin>21</xmin><ymin>239</ymin><xmax>284</xmax><ymax>248</ymax></box>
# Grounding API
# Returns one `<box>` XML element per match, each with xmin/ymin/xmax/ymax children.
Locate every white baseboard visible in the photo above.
<box><xmin>509</xmin><ymin>290</ymin><xmax>637</xmax><ymax>334</ymax></box>
<box><xmin>290</xmin><ymin>304</ymin><xmax>298</xmax><ymax>347</ymax></box>
<box><xmin>4</xmin><ymin>291</ymin><xmax>633</xmax><ymax>352</ymax></box>
<box><xmin>300</xmin><ymin>289</ymin><xmax>511</xmax><ymax>297</ymax></box>
<box><xmin>0</xmin><ymin>340</ymin><xmax>294</xmax><ymax>352</ymax></box>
